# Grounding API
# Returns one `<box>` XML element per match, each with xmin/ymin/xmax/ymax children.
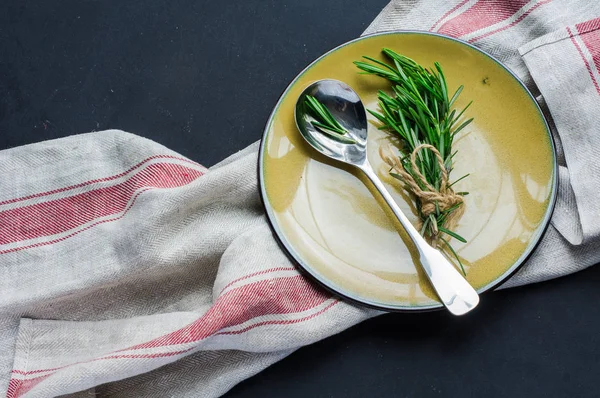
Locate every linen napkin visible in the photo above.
<box><xmin>3</xmin><ymin>1</ymin><xmax>600</xmax><ymax>397</ymax></box>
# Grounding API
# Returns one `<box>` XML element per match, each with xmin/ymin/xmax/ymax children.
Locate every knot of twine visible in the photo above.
<box><xmin>379</xmin><ymin>143</ymin><xmax>464</xmax><ymax>227</ymax></box>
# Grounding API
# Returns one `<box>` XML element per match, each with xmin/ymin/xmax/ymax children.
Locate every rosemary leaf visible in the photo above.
<box><xmin>304</xmin><ymin>95</ymin><xmax>356</xmax><ymax>144</ymax></box>
<box><xmin>438</xmin><ymin>226</ymin><xmax>467</xmax><ymax>243</ymax></box>
<box><xmin>440</xmin><ymin>236</ymin><xmax>466</xmax><ymax>275</ymax></box>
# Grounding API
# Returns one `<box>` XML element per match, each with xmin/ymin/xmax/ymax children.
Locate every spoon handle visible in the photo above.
<box><xmin>359</xmin><ymin>161</ymin><xmax>479</xmax><ymax>316</ymax></box>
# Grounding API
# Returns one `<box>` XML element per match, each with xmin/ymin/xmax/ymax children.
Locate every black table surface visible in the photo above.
<box><xmin>2</xmin><ymin>1</ymin><xmax>599</xmax><ymax>397</ymax></box>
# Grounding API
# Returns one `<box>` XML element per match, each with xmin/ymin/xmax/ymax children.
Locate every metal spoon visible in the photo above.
<box><xmin>294</xmin><ymin>79</ymin><xmax>479</xmax><ymax>316</ymax></box>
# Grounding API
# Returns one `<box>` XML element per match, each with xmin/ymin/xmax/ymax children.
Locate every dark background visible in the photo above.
<box><xmin>1</xmin><ymin>1</ymin><xmax>599</xmax><ymax>397</ymax></box>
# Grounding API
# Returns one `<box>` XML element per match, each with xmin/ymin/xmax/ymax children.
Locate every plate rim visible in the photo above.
<box><xmin>257</xmin><ymin>30</ymin><xmax>559</xmax><ymax>312</ymax></box>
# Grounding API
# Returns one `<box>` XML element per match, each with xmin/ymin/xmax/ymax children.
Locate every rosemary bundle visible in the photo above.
<box><xmin>355</xmin><ymin>48</ymin><xmax>473</xmax><ymax>274</ymax></box>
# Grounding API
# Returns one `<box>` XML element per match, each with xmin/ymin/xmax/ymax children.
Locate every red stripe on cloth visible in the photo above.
<box><xmin>575</xmin><ymin>17</ymin><xmax>600</xmax><ymax>35</ymax></box>
<box><xmin>9</xmin><ymin>350</ymin><xmax>190</xmax><ymax>378</ymax></box>
<box><xmin>7</xmin><ymin>374</ymin><xmax>52</xmax><ymax>398</ymax></box>
<box><xmin>215</xmin><ymin>299</ymin><xmax>339</xmax><ymax>336</ymax></box>
<box><xmin>125</xmin><ymin>274</ymin><xmax>331</xmax><ymax>350</ymax></box>
<box><xmin>437</xmin><ymin>0</ymin><xmax>529</xmax><ymax>38</ymax></box>
<box><xmin>0</xmin><ymin>162</ymin><xmax>203</xmax><ymax>245</ymax></box>
<box><xmin>576</xmin><ymin>18</ymin><xmax>600</xmax><ymax>82</ymax></box>
<box><xmin>0</xmin><ymin>187</ymin><xmax>152</xmax><ymax>255</ymax></box>
<box><xmin>11</xmin><ymin>369</ymin><xmax>56</xmax><ymax>376</ymax></box>
<box><xmin>468</xmin><ymin>0</ymin><xmax>551</xmax><ymax>43</ymax></box>
<box><xmin>0</xmin><ymin>155</ymin><xmax>203</xmax><ymax>207</ymax></box>
<box><xmin>217</xmin><ymin>266</ymin><xmax>298</xmax><ymax>296</ymax></box>
<box><xmin>567</xmin><ymin>26</ymin><xmax>600</xmax><ymax>95</ymax></box>
<box><xmin>429</xmin><ymin>0</ymin><xmax>470</xmax><ymax>32</ymax></box>
<box><xmin>5</xmin><ymin>379</ymin><xmax>21</xmax><ymax>398</ymax></box>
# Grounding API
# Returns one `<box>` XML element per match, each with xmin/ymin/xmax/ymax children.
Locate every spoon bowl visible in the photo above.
<box><xmin>295</xmin><ymin>79</ymin><xmax>368</xmax><ymax>166</ymax></box>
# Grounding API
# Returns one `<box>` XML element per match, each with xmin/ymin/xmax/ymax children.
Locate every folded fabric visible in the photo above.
<box><xmin>2</xmin><ymin>1</ymin><xmax>600</xmax><ymax>397</ymax></box>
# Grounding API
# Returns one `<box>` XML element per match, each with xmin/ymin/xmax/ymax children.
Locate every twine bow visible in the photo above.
<box><xmin>379</xmin><ymin>143</ymin><xmax>465</xmax><ymax>241</ymax></box>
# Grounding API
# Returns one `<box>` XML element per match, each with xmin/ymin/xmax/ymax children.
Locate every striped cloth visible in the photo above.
<box><xmin>3</xmin><ymin>1</ymin><xmax>600</xmax><ymax>397</ymax></box>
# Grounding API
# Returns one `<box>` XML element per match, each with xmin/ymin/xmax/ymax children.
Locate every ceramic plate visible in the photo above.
<box><xmin>258</xmin><ymin>31</ymin><xmax>557</xmax><ymax>311</ymax></box>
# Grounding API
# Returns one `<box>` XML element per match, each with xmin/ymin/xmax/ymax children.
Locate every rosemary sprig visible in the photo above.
<box><xmin>355</xmin><ymin>48</ymin><xmax>473</xmax><ymax>274</ymax></box>
<box><xmin>304</xmin><ymin>95</ymin><xmax>356</xmax><ymax>144</ymax></box>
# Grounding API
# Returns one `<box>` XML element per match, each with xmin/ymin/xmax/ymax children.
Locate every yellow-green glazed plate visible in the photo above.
<box><xmin>258</xmin><ymin>31</ymin><xmax>557</xmax><ymax>311</ymax></box>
